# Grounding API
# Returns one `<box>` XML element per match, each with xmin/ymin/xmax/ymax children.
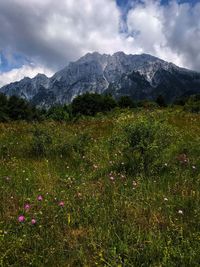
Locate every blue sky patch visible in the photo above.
<box><xmin>0</xmin><ymin>51</ymin><xmax>30</xmax><ymax>73</ymax></box>
<box><xmin>116</xmin><ymin>0</ymin><xmax>199</xmax><ymax>8</ymax></box>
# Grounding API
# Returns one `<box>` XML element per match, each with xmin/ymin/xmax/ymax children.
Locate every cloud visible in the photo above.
<box><xmin>0</xmin><ymin>0</ymin><xmax>200</xmax><ymax>87</ymax></box>
<box><xmin>126</xmin><ymin>0</ymin><xmax>200</xmax><ymax>70</ymax></box>
<box><xmin>0</xmin><ymin>64</ymin><xmax>53</xmax><ymax>87</ymax></box>
<box><xmin>0</xmin><ymin>0</ymin><xmax>135</xmax><ymax>71</ymax></box>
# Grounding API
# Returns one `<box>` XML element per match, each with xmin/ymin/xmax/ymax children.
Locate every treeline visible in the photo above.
<box><xmin>0</xmin><ymin>94</ymin><xmax>41</xmax><ymax>122</ymax></box>
<box><xmin>0</xmin><ymin>92</ymin><xmax>199</xmax><ymax>122</ymax></box>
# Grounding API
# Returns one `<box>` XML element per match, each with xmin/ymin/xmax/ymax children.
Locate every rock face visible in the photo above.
<box><xmin>1</xmin><ymin>52</ymin><xmax>200</xmax><ymax>106</ymax></box>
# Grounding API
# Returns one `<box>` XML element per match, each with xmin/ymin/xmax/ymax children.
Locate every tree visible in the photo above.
<box><xmin>71</xmin><ymin>93</ymin><xmax>117</xmax><ymax>116</ymax></box>
<box><xmin>0</xmin><ymin>93</ymin><xmax>9</xmax><ymax>122</ymax></box>
<box><xmin>156</xmin><ymin>95</ymin><xmax>167</xmax><ymax>107</ymax></box>
<box><xmin>46</xmin><ymin>105</ymin><xmax>70</xmax><ymax>121</ymax></box>
<box><xmin>7</xmin><ymin>95</ymin><xmax>39</xmax><ymax>121</ymax></box>
<box><xmin>118</xmin><ymin>96</ymin><xmax>135</xmax><ymax>108</ymax></box>
<box><xmin>184</xmin><ymin>94</ymin><xmax>200</xmax><ymax>113</ymax></box>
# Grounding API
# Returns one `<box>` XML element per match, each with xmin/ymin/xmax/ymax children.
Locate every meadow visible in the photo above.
<box><xmin>0</xmin><ymin>108</ymin><xmax>200</xmax><ymax>266</ymax></box>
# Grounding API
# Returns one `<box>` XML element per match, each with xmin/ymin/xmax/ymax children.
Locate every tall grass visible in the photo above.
<box><xmin>0</xmin><ymin>109</ymin><xmax>200</xmax><ymax>266</ymax></box>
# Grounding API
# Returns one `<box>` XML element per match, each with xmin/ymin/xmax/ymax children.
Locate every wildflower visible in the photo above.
<box><xmin>31</xmin><ymin>219</ymin><xmax>36</xmax><ymax>225</ymax></box>
<box><xmin>110</xmin><ymin>176</ymin><xmax>115</xmax><ymax>181</ymax></box>
<box><xmin>164</xmin><ymin>197</ymin><xmax>168</xmax><ymax>201</ymax></box>
<box><xmin>24</xmin><ymin>204</ymin><xmax>30</xmax><ymax>211</ymax></box>
<box><xmin>192</xmin><ymin>165</ymin><xmax>196</xmax><ymax>170</ymax></box>
<box><xmin>164</xmin><ymin>163</ymin><xmax>168</xmax><ymax>167</ymax></box>
<box><xmin>178</xmin><ymin>210</ymin><xmax>183</xmax><ymax>215</ymax></box>
<box><xmin>18</xmin><ymin>215</ymin><xmax>25</xmax><ymax>222</ymax></box>
<box><xmin>37</xmin><ymin>195</ymin><xmax>43</xmax><ymax>201</ymax></box>
<box><xmin>132</xmin><ymin>181</ymin><xmax>137</xmax><ymax>187</ymax></box>
<box><xmin>59</xmin><ymin>201</ymin><xmax>64</xmax><ymax>207</ymax></box>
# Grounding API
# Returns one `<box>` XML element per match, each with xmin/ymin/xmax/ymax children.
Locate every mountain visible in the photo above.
<box><xmin>1</xmin><ymin>52</ymin><xmax>200</xmax><ymax>106</ymax></box>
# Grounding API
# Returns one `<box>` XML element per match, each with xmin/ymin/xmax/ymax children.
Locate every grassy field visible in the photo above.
<box><xmin>0</xmin><ymin>108</ymin><xmax>200</xmax><ymax>266</ymax></box>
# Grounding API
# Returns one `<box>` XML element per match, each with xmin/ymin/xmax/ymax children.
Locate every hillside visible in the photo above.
<box><xmin>1</xmin><ymin>52</ymin><xmax>200</xmax><ymax>107</ymax></box>
<box><xmin>0</xmin><ymin>108</ymin><xmax>200</xmax><ymax>266</ymax></box>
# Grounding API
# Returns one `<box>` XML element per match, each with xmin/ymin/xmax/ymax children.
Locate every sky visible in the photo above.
<box><xmin>0</xmin><ymin>0</ymin><xmax>200</xmax><ymax>87</ymax></box>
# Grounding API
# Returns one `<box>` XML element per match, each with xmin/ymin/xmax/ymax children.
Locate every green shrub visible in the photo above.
<box><xmin>46</xmin><ymin>105</ymin><xmax>71</xmax><ymax>121</ymax></box>
<box><xmin>122</xmin><ymin>118</ymin><xmax>175</xmax><ymax>176</ymax></box>
<box><xmin>184</xmin><ymin>94</ymin><xmax>200</xmax><ymax>113</ymax></box>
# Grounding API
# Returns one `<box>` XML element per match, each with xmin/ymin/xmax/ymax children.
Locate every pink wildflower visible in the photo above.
<box><xmin>37</xmin><ymin>195</ymin><xmax>43</xmax><ymax>201</ymax></box>
<box><xmin>24</xmin><ymin>204</ymin><xmax>30</xmax><ymax>210</ymax></box>
<box><xmin>31</xmin><ymin>219</ymin><xmax>36</xmax><ymax>225</ymax></box>
<box><xmin>59</xmin><ymin>201</ymin><xmax>64</xmax><ymax>207</ymax></box>
<box><xmin>18</xmin><ymin>215</ymin><xmax>25</xmax><ymax>222</ymax></box>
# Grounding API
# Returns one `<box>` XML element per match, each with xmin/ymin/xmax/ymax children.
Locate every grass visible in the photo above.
<box><xmin>0</xmin><ymin>108</ymin><xmax>200</xmax><ymax>266</ymax></box>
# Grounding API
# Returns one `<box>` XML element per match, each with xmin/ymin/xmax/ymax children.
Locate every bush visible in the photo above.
<box><xmin>122</xmin><ymin>118</ymin><xmax>175</xmax><ymax>176</ymax></box>
<box><xmin>184</xmin><ymin>95</ymin><xmax>200</xmax><ymax>113</ymax></box>
<box><xmin>46</xmin><ymin>105</ymin><xmax>70</xmax><ymax>121</ymax></box>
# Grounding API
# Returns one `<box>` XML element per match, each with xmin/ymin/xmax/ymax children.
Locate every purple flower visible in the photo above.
<box><xmin>59</xmin><ymin>201</ymin><xmax>64</xmax><ymax>207</ymax></box>
<box><xmin>31</xmin><ymin>219</ymin><xmax>36</xmax><ymax>225</ymax></box>
<box><xmin>18</xmin><ymin>215</ymin><xmax>25</xmax><ymax>222</ymax></box>
<box><xmin>24</xmin><ymin>204</ymin><xmax>30</xmax><ymax>211</ymax></box>
<box><xmin>37</xmin><ymin>195</ymin><xmax>43</xmax><ymax>201</ymax></box>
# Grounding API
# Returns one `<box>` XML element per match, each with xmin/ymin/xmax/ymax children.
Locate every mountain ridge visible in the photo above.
<box><xmin>1</xmin><ymin>52</ymin><xmax>200</xmax><ymax>106</ymax></box>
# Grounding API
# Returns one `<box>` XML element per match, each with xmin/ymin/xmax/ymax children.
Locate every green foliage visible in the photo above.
<box><xmin>71</xmin><ymin>92</ymin><xmax>117</xmax><ymax>116</ymax></box>
<box><xmin>46</xmin><ymin>105</ymin><xmax>71</xmax><ymax>121</ymax></box>
<box><xmin>137</xmin><ymin>99</ymin><xmax>158</xmax><ymax>109</ymax></box>
<box><xmin>118</xmin><ymin>95</ymin><xmax>135</xmax><ymax>108</ymax></box>
<box><xmin>30</xmin><ymin>128</ymin><xmax>52</xmax><ymax>157</ymax></box>
<box><xmin>156</xmin><ymin>95</ymin><xmax>167</xmax><ymax>107</ymax></box>
<box><xmin>119</xmin><ymin>118</ymin><xmax>175</xmax><ymax>176</ymax></box>
<box><xmin>184</xmin><ymin>94</ymin><xmax>200</xmax><ymax>113</ymax></box>
<box><xmin>0</xmin><ymin>93</ymin><xmax>41</xmax><ymax>122</ymax></box>
<box><xmin>0</xmin><ymin>105</ymin><xmax>200</xmax><ymax>266</ymax></box>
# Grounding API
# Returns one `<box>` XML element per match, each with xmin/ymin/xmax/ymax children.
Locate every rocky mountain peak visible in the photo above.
<box><xmin>0</xmin><ymin>52</ymin><xmax>200</xmax><ymax>106</ymax></box>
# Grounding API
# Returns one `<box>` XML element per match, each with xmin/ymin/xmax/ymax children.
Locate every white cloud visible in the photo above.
<box><xmin>0</xmin><ymin>0</ymin><xmax>200</xmax><ymax>87</ymax></box>
<box><xmin>126</xmin><ymin>0</ymin><xmax>200</xmax><ymax>70</ymax></box>
<box><xmin>0</xmin><ymin>65</ymin><xmax>53</xmax><ymax>87</ymax></box>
